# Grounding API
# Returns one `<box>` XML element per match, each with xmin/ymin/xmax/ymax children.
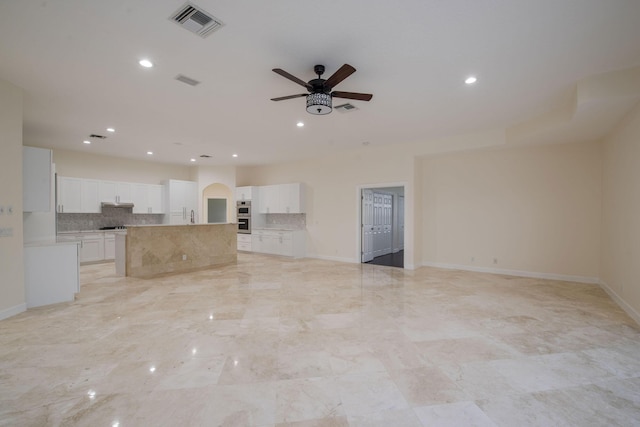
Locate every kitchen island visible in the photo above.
<box><xmin>116</xmin><ymin>223</ymin><xmax>237</xmax><ymax>278</ymax></box>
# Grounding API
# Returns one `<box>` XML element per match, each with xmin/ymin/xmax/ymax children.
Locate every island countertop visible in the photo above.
<box><xmin>118</xmin><ymin>223</ymin><xmax>237</xmax><ymax>278</ymax></box>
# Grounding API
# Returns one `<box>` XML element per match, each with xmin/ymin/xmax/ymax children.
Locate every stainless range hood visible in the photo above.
<box><xmin>101</xmin><ymin>201</ymin><xmax>134</xmax><ymax>209</ymax></box>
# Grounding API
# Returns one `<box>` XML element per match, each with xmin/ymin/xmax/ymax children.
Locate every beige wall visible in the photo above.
<box><xmin>191</xmin><ymin>165</ymin><xmax>236</xmax><ymax>224</ymax></box>
<box><xmin>0</xmin><ymin>79</ymin><xmax>25</xmax><ymax>319</ymax></box>
<box><xmin>52</xmin><ymin>149</ymin><xmax>192</xmax><ymax>184</ymax></box>
<box><xmin>203</xmin><ymin>183</ymin><xmax>234</xmax><ymax>224</ymax></box>
<box><xmin>601</xmin><ymin>101</ymin><xmax>640</xmax><ymax>320</ymax></box>
<box><xmin>238</xmin><ymin>144</ymin><xmax>418</xmax><ymax>267</ymax></box>
<box><xmin>420</xmin><ymin>141</ymin><xmax>602</xmax><ymax>280</ymax></box>
<box><xmin>239</xmin><ymin>138</ymin><xmax>602</xmax><ymax>278</ymax></box>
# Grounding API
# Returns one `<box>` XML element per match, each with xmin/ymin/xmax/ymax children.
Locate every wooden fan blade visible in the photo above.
<box><xmin>272</xmin><ymin>69</ymin><xmax>312</xmax><ymax>89</ymax></box>
<box><xmin>324</xmin><ymin>64</ymin><xmax>356</xmax><ymax>89</ymax></box>
<box><xmin>271</xmin><ymin>94</ymin><xmax>308</xmax><ymax>101</ymax></box>
<box><xmin>332</xmin><ymin>91</ymin><xmax>373</xmax><ymax>101</ymax></box>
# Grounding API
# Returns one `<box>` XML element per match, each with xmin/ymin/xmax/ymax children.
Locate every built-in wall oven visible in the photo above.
<box><xmin>237</xmin><ymin>201</ymin><xmax>251</xmax><ymax>234</ymax></box>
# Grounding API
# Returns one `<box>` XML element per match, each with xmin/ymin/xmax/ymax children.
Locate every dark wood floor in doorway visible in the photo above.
<box><xmin>365</xmin><ymin>250</ymin><xmax>404</xmax><ymax>268</ymax></box>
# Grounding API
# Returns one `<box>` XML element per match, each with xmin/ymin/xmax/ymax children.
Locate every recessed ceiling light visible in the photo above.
<box><xmin>106</xmin><ymin>127</ymin><xmax>115</xmax><ymax>133</ymax></box>
<box><xmin>146</xmin><ymin>151</ymin><xmax>153</xmax><ymax>155</ymax></box>
<box><xmin>232</xmin><ymin>154</ymin><xmax>238</xmax><ymax>158</ymax></box>
<box><xmin>465</xmin><ymin>76</ymin><xmax>477</xmax><ymax>85</ymax></box>
<box><xmin>83</xmin><ymin>140</ymin><xmax>91</xmax><ymax>144</ymax></box>
<box><xmin>190</xmin><ymin>158</ymin><xmax>196</xmax><ymax>162</ymax></box>
<box><xmin>296</xmin><ymin>121</ymin><xmax>304</xmax><ymax>127</ymax></box>
<box><xmin>139</xmin><ymin>59</ymin><xmax>154</xmax><ymax>68</ymax></box>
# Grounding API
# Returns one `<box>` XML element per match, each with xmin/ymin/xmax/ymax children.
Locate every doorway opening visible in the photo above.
<box><xmin>360</xmin><ymin>186</ymin><xmax>405</xmax><ymax>268</ymax></box>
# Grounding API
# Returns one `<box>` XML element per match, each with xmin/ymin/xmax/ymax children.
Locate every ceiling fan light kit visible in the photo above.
<box><xmin>306</xmin><ymin>93</ymin><xmax>332</xmax><ymax>115</ymax></box>
<box><xmin>271</xmin><ymin>63</ymin><xmax>373</xmax><ymax>115</ymax></box>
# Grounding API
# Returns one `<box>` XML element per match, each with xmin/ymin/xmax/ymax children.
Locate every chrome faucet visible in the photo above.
<box><xmin>190</xmin><ymin>210</ymin><xmax>195</xmax><ymax>224</ymax></box>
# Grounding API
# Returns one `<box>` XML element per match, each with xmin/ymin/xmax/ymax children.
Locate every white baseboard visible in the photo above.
<box><xmin>421</xmin><ymin>261</ymin><xmax>599</xmax><ymax>284</ymax></box>
<box><xmin>599</xmin><ymin>280</ymin><xmax>640</xmax><ymax>325</ymax></box>
<box><xmin>0</xmin><ymin>303</ymin><xmax>26</xmax><ymax>321</ymax></box>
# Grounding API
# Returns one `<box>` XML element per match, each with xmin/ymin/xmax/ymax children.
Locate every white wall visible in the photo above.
<box><xmin>0</xmin><ymin>79</ymin><xmax>25</xmax><ymax>320</ymax></box>
<box><xmin>420</xmin><ymin>141</ymin><xmax>602</xmax><ymax>281</ymax></box>
<box><xmin>601</xmin><ymin>101</ymin><xmax>640</xmax><ymax>321</ymax></box>
<box><xmin>52</xmin><ymin>149</ymin><xmax>192</xmax><ymax>183</ymax></box>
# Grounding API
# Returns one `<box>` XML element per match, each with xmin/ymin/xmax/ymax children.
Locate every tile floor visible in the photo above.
<box><xmin>1</xmin><ymin>253</ymin><xmax>640</xmax><ymax>426</ymax></box>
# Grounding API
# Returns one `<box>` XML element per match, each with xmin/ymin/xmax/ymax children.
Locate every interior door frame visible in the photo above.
<box><xmin>356</xmin><ymin>182</ymin><xmax>407</xmax><ymax>268</ymax></box>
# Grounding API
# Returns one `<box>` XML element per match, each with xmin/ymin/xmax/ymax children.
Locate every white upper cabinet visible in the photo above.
<box><xmin>258</xmin><ymin>185</ymin><xmax>279</xmax><ymax>214</ymax></box>
<box><xmin>59</xmin><ymin>177</ymin><xmax>166</xmax><ymax>214</ymax></box>
<box><xmin>81</xmin><ymin>179</ymin><xmax>101</xmax><ymax>213</ymax></box>
<box><xmin>57</xmin><ymin>177</ymin><xmax>82</xmax><ymax>213</ymax></box>
<box><xmin>100</xmin><ymin>181</ymin><xmax>132</xmax><ymax>203</ymax></box>
<box><xmin>132</xmin><ymin>183</ymin><xmax>149</xmax><ymax>214</ymax></box>
<box><xmin>58</xmin><ymin>177</ymin><xmax>99</xmax><ymax>213</ymax></box>
<box><xmin>133</xmin><ymin>183</ymin><xmax>164</xmax><ymax>214</ymax></box>
<box><xmin>259</xmin><ymin>183</ymin><xmax>305</xmax><ymax>214</ymax></box>
<box><xmin>23</xmin><ymin>146</ymin><xmax>52</xmax><ymax>212</ymax></box>
<box><xmin>280</xmin><ymin>183</ymin><xmax>305</xmax><ymax>214</ymax></box>
<box><xmin>147</xmin><ymin>185</ymin><xmax>164</xmax><ymax>214</ymax></box>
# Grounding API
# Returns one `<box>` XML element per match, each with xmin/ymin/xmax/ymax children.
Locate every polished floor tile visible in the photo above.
<box><xmin>1</xmin><ymin>253</ymin><xmax>640</xmax><ymax>426</ymax></box>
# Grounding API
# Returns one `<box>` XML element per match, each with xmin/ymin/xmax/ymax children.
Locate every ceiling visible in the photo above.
<box><xmin>1</xmin><ymin>1</ymin><xmax>640</xmax><ymax>167</ymax></box>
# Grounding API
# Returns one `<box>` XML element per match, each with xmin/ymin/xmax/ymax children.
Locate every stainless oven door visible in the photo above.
<box><xmin>238</xmin><ymin>217</ymin><xmax>251</xmax><ymax>234</ymax></box>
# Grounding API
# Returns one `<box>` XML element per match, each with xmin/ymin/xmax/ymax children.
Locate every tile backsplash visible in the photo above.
<box><xmin>264</xmin><ymin>213</ymin><xmax>306</xmax><ymax>230</ymax></box>
<box><xmin>57</xmin><ymin>207</ymin><xmax>164</xmax><ymax>232</ymax></box>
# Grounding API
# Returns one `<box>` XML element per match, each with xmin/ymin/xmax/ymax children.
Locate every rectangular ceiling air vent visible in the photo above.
<box><xmin>170</xmin><ymin>2</ymin><xmax>224</xmax><ymax>38</ymax></box>
<box><xmin>199</xmin><ymin>154</ymin><xmax>212</xmax><ymax>158</ymax></box>
<box><xmin>89</xmin><ymin>134</ymin><xmax>107</xmax><ymax>139</ymax></box>
<box><xmin>335</xmin><ymin>103</ymin><xmax>358</xmax><ymax>112</ymax></box>
<box><xmin>175</xmin><ymin>74</ymin><xmax>201</xmax><ymax>86</ymax></box>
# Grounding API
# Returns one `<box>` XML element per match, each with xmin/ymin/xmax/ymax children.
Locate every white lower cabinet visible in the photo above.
<box><xmin>237</xmin><ymin>234</ymin><xmax>252</xmax><ymax>251</ymax></box>
<box><xmin>104</xmin><ymin>233</ymin><xmax>115</xmax><ymax>260</ymax></box>
<box><xmin>57</xmin><ymin>232</ymin><xmax>106</xmax><ymax>264</ymax></box>
<box><xmin>78</xmin><ymin>233</ymin><xmax>105</xmax><ymax>263</ymax></box>
<box><xmin>24</xmin><ymin>242</ymin><xmax>80</xmax><ymax>308</ymax></box>
<box><xmin>251</xmin><ymin>230</ymin><xmax>305</xmax><ymax>258</ymax></box>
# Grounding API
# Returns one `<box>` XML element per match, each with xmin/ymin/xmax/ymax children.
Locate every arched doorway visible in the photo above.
<box><xmin>202</xmin><ymin>183</ymin><xmax>233</xmax><ymax>224</ymax></box>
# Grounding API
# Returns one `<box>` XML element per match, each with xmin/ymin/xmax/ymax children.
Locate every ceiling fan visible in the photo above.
<box><xmin>271</xmin><ymin>64</ymin><xmax>373</xmax><ymax>115</ymax></box>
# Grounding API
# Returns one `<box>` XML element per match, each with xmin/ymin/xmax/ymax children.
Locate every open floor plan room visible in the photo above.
<box><xmin>1</xmin><ymin>254</ymin><xmax>639</xmax><ymax>426</ymax></box>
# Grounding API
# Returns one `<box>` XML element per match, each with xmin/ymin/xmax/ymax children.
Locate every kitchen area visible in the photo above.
<box><xmin>22</xmin><ymin>145</ymin><xmax>309</xmax><ymax>310</ymax></box>
<box><xmin>235</xmin><ymin>184</ymin><xmax>307</xmax><ymax>259</ymax></box>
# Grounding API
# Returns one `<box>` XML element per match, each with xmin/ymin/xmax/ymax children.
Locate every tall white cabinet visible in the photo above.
<box><xmin>23</xmin><ymin>146</ymin><xmax>52</xmax><ymax>212</ymax></box>
<box><xmin>164</xmin><ymin>179</ymin><xmax>198</xmax><ymax>224</ymax></box>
